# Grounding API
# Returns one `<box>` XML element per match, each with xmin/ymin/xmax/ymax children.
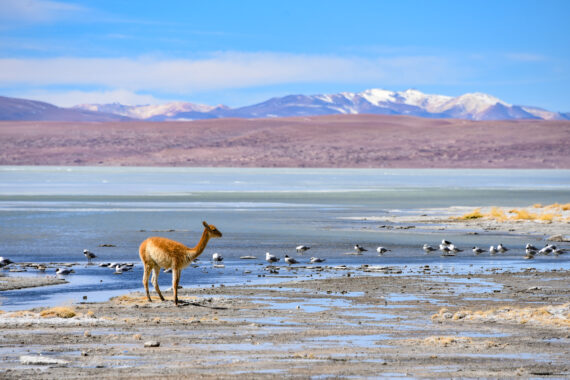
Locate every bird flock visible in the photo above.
<box><xmin>0</xmin><ymin>239</ymin><xmax>566</xmax><ymax>276</ymax></box>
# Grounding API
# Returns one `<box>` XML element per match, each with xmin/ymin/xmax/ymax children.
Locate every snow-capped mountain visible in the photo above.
<box><xmin>3</xmin><ymin>89</ymin><xmax>568</xmax><ymax>121</ymax></box>
<box><xmin>74</xmin><ymin>102</ymin><xmax>228</xmax><ymax>121</ymax></box>
<box><xmin>227</xmin><ymin>89</ymin><xmax>564</xmax><ymax>121</ymax></box>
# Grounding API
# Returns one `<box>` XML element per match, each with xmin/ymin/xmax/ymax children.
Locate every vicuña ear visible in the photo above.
<box><xmin>202</xmin><ymin>221</ymin><xmax>209</xmax><ymax>229</ymax></box>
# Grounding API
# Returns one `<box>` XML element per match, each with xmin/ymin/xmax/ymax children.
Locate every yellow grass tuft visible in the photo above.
<box><xmin>510</xmin><ymin>209</ymin><xmax>537</xmax><ymax>220</ymax></box>
<box><xmin>457</xmin><ymin>208</ymin><xmax>484</xmax><ymax>220</ymax></box>
<box><xmin>424</xmin><ymin>336</ymin><xmax>472</xmax><ymax>347</ymax></box>
<box><xmin>489</xmin><ymin>207</ymin><xmax>508</xmax><ymax>222</ymax></box>
<box><xmin>40</xmin><ymin>306</ymin><xmax>76</xmax><ymax>318</ymax></box>
<box><xmin>456</xmin><ymin>204</ymin><xmax>567</xmax><ymax>223</ymax></box>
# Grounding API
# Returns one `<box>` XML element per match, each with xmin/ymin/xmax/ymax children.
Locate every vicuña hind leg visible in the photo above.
<box><xmin>151</xmin><ymin>266</ymin><xmax>165</xmax><ymax>301</ymax></box>
<box><xmin>172</xmin><ymin>269</ymin><xmax>181</xmax><ymax>306</ymax></box>
<box><xmin>143</xmin><ymin>265</ymin><xmax>152</xmax><ymax>302</ymax></box>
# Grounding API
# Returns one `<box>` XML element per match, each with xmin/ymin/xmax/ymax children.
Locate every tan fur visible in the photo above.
<box><xmin>139</xmin><ymin>221</ymin><xmax>222</xmax><ymax>305</ymax></box>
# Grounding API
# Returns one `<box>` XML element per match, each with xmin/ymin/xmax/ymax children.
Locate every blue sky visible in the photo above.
<box><xmin>0</xmin><ymin>0</ymin><xmax>569</xmax><ymax>111</ymax></box>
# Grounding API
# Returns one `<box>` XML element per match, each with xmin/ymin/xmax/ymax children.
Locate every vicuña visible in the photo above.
<box><xmin>139</xmin><ymin>221</ymin><xmax>222</xmax><ymax>305</ymax></box>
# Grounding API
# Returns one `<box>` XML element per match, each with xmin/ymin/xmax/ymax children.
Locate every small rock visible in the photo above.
<box><xmin>144</xmin><ymin>341</ymin><xmax>160</xmax><ymax>348</ymax></box>
<box><xmin>442</xmin><ymin>312</ymin><xmax>453</xmax><ymax>319</ymax></box>
<box><xmin>547</xmin><ymin>234</ymin><xmax>569</xmax><ymax>242</ymax></box>
<box><xmin>81</xmin><ymin>351</ymin><xmax>88</xmax><ymax>357</ymax></box>
<box><xmin>84</xmin><ymin>330</ymin><xmax>91</xmax><ymax>337</ymax></box>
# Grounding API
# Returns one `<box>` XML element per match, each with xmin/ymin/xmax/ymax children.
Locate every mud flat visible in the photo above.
<box><xmin>0</xmin><ymin>267</ymin><xmax>568</xmax><ymax>378</ymax></box>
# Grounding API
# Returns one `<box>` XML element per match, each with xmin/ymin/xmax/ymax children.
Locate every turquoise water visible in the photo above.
<box><xmin>0</xmin><ymin>167</ymin><xmax>569</xmax><ymax>310</ymax></box>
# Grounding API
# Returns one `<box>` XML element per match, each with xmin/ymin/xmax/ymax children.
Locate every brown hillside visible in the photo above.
<box><xmin>0</xmin><ymin>114</ymin><xmax>568</xmax><ymax>168</ymax></box>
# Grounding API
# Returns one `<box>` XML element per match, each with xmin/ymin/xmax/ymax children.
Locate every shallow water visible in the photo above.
<box><xmin>0</xmin><ymin>167</ymin><xmax>569</xmax><ymax>311</ymax></box>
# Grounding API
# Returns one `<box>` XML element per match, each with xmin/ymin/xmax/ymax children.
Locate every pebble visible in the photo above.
<box><xmin>144</xmin><ymin>341</ymin><xmax>160</xmax><ymax>348</ymax></box>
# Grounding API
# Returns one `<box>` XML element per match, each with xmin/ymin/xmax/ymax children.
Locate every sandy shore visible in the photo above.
<box><xmin>0</xmin><ymin>265</ymin><xmax>569</xmax><ymax>378</ymax></box>
<box><xmin>346</xmin><ymin>204</ymin><xmax>570</xmax><ymax>240</ymax></box>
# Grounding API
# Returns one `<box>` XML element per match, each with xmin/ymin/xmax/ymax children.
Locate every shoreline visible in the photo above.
<box><xmin>1</xmin><ymin>268</ymin><xmax>568</xmax><ymax>378</ymax></box>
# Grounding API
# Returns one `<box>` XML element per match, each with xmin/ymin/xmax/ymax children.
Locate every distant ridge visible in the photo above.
<box><xmin>0</xmin><ymin>96</ymin><xmax>130</xmax><ymax>122</ymax></box>
<box><xmin>1</xmin><ymin>89</ymin><xmax>568</xmax><ymax>121</ymax></box>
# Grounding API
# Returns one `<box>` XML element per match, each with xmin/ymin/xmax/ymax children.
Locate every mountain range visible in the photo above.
<box><xmin>1</xmin><ymin>89</ymin><xmax>568</xmax><ymax>122</ymax></box>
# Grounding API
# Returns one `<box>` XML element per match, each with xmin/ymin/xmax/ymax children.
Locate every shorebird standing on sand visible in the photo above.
<box><xmin>489</xmin><ymin>246</ymin><xmax>498</xmax><ymax>255</ymax></box>
<box><xmin>354</xmin><ymin>244</ymin><xmax>368</xmax><ymax>253</ymax></box>
<box><xmin>472</xmin><ymin>247</ymin><xmax>485</xmax><ymax>255</ymax></box>
<box><xmin>56</xmin><ymin>268</ymin><xmax>73</xmax><ymax>275</ymax></box>
<box><xmin>296</xmin><ymin>245</ymin><xmax>310</xmax><ymax>253</ymax></box>
<box><xmin>376</xmin><ymin>247</ymin><xmax>390</xmax><ymax>255</ymax></box>
<box><xmin>265</xmin><ymin>252</ymin><xmax>280</xmax><ymax>263</ymax></box>
<box><xmin>423</xmin><ymin>244</ymin><xmax>437</xmax><ymax>253</ymax></box>
<box><xmin>212</xmin><ymin>252</ymin><xmax>223</xmax><ymax>263</ymax></box>
<box><xmin>0</xmin><ymin>257</ymin><xmax>13</xmax><ymax>267</ymax></box>
<box><xmin>83</xmin><ymin>249</ymin><xmax>97</xmax><ymax>263</ymax></box>
<box><xmin>310</xmin><ymin>257</ymin><xmax>325</xmax><ymax>263</ymax></box>
<box><xmin>497</xmin><ymin>243</ymin><xmax>508</xmax><ymax>253</ymax></box>
<box><xmin>284</xmin><ymin>255</ymin><xmax>298</xmax><ymax>265</ymax></box>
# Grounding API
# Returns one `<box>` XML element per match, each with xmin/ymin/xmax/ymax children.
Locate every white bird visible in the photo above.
<box><xmin>553</xmin><ymin>248</ymin><xmax>565</xmax><ymax>256</ymax></box>
<box><xmin>296</xmin><ymin>245</ymin><xmax>310</xmax><ymax>253</ymax></box>
<box><xmin>265</xmin><ymin>252</ymin><xmax>279</xmax><ymax>263</ymax></box>
<box><xmin>472</xmin><ymin>247</ymin><xmax>485</xmax><ymax>255</ymax></box>
<box><xmin>524</xmin><ymin>251</ymin><xmax>535</xmax><ymax>260</ymax></box>
<box><xmin>354</xmin><ymin>244</ymin><xmax>368</xmax><ymax>253</ymax></box>
<box><xmin>284</xmin><ymin>255</ymin><xmax>298</xmax><ymax>265</ymax></box>
<box><xmin>440</xmin><ymin>247</ymin><xmax>455</xmax><ymax>256</ymax></box>
<box><xmin>0</xmin><ymin>257</ymin><xmax>13</xmax><ymax>267</ymax></box>
<box><xmin>83</xmin><ymin>249</ymin><xmax>97</xmax><ymax>263</ymax></box>
<box><xmin>489</xmin><ymin>246</ymin><xmax>497</xmax><ymax>255</ymax></box>
<box><xmin>56</xmin><ymin>268</ymin><xmax>72</xmax><ymax>275</ymax></box>
<box><xmin>114</xmin><ymin>266</ymin><xmax>123</xmax><ymax>274</ymax></box>
<box><xmin>212</xmin><ymin>252</ymin><xmax>223</xmax><ymax>263</ymax></box>
<box><xmin>497</xmin><ymin>243</ymin><xmax>508</xmax><ymax>253</ymax></box>
<box><xmin>525</xmin><ymin>248</ymin><xmax>537</xmax><ymax>259</ymax></box>
<box><xmin>441</xmin><ymin>239</ymin><xmax>452</xmax><ymax>246</ymax></box>
<box><xmin>526</xmin><ymin>243</ymin><xmax>538</xmax><ymax>251</ymax></box>
<box><xmin>310</xmin><ymin>257</ymin><xmax>325</xmax><ymax>263</ymax></box>
<box><xmin>538</xmin><ymin>246</ymin><xmax>552</xmax><ymax>255</ymax></box>
<box><xmin>423</xmin><ymin>244</ymin><xmax>437</xmax><ymax>253</ymax></box>
<box><xmin>118</xmin><ymin>265</ymin><xmax>132</xmax><ymax>272</ymax></box>
<box><xmin>439</xmin><ymin>244</ymin><xmax>449</xmax><ymax>252</ymax></box>
<box><xmin>376</xmin><ymin>247</ymin><xmax>390</xmax><ymax>255</ymax></box>
<box><xmin>448</xmin><ymin>244</ymin><xmax>463</xmax><ymax>253</ymax></box>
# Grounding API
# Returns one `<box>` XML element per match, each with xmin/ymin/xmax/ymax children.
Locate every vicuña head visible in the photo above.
<box><xmin>139</xmin><ymin>221</ymin><xmax>222</xmax><ymax>306</ymax></box>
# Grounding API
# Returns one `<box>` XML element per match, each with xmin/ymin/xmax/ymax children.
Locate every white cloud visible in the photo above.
<box><xmin>0</xmin><ymin>52</ymin><xmax>461</xmax><ymax>95</ymax></box>
<box><xmin>0</xmin><ymin>0</ymin><xmax>87</xmax><ymax>23</ymax></box>
<box><xmin>17</xmin><ymin>89</ymin><xmax>169</xmax><ymax>107</ymax></box>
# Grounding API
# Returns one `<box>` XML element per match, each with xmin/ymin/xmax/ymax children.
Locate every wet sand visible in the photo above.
<box><xmin>0</xmin><ymin>266</ymin><xmax>568</xmax><ymax>378</ymax></box>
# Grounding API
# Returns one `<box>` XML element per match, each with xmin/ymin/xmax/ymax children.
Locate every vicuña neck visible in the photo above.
<box><xmin>188</xmin><ymin>228</ymin><xmax>211</xmax><ymax>260</ymax></box>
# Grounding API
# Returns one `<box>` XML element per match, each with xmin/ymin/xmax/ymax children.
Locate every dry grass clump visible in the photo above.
<box><xmin>456</xmin><ymin>203</ymin><xmax>568</xmax><ymax>223</ymax></box>
<box><xmin>456</xmin><ymin>208</ymin><xmax>484</xmax><ymax>220</ymax></box>
<box><xmin>432</xmin><ymin>303</ymin><xmax>570</xmax><ymax>327</ymax></box>
<box><xmin>39</xmin><ymin>306</ymin><xmax>76</xmax><ymax>318</ymax></box>
<box><xmin>424</xmin><ymin>336</ymin><xmax>473</xmax><ymax>347</ymax></box>
<box><xmin>112</xmin><ymin>294</ymin><xmax>149</xmax><ymax>305</ymax></box>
